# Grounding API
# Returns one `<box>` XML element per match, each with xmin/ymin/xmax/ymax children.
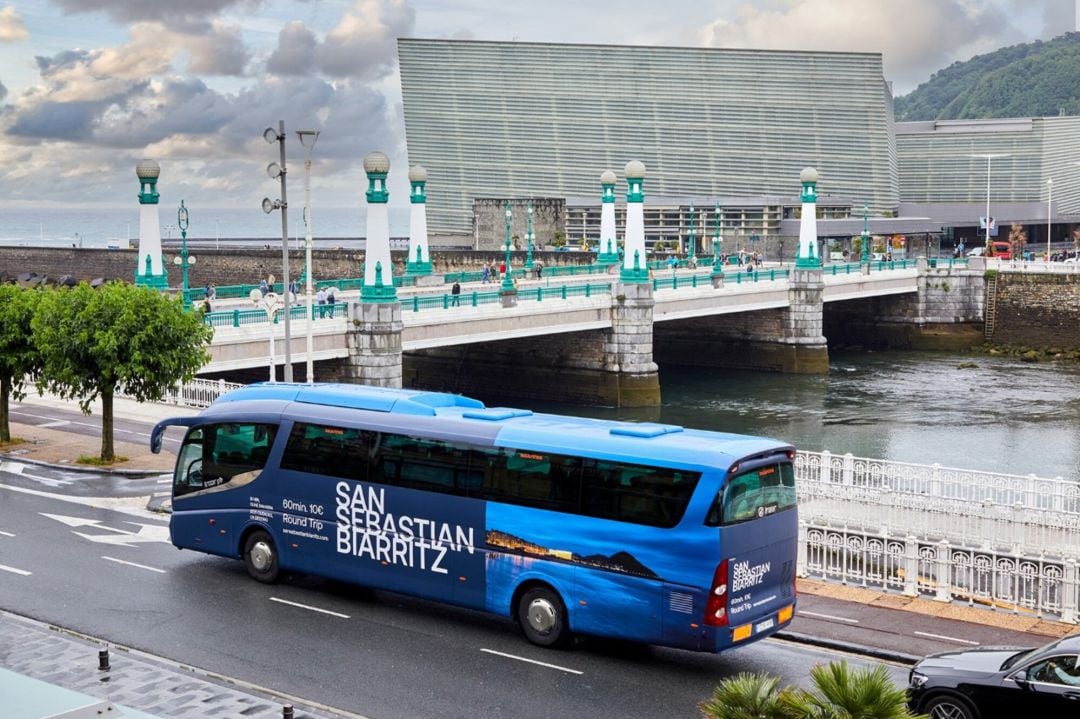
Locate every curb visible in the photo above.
<box><xmin>0</xmin><ymin>452</ymin><xmax>166</xmax><ymax>478</ymax></box>
<box><xmin>775</xmin><ymin>630</ymin><xmax>921</xmax><ymax>665</ymax></box>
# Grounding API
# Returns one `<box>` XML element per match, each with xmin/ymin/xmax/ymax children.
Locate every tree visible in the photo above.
<box><xmin>700</xmin><ymin>672</ymin><xmax>789</xmax><ymax>719</ymax></box>
<box><xmin>32</xmin><ymin>282</ymin><xmax>213</xmax><ymax>462</ymax></box>
<box><xmin>1008</xmin><ymin>222</ymin><xmax>1028</xmax><ymax>259</ymax></box>
<box><xmin>780</xmin><ymin>661</ymin><xmax>920</xmax><ymax>719</ymax></box>
<box><xmin>0</xmin><ymin>285</ymin><xmax>43</xmax><ymax>443</ymax></box>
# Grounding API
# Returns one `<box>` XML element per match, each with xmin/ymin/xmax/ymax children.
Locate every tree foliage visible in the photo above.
<box><xmin>699</xmin><ymin>672</ymin><xmax>789</xmax><ymax>719</ymax></box>
<box><xmin>896</xmin><ymin>32</ymin><xmax>1080</xmax><ymax>121</ymax></box>
<box><xmin>31</xmin><ymin>282</ymin><xmax>213</xmax><ymax>462</ymax></box>
<box><xmin>0</xmin><ymin>285</ymin><xmax>43</xmax><ymax>443</ymax></box>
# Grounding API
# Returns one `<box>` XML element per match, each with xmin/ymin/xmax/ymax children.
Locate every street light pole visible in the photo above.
<box><xmin>1047</xmin><ymin>177</ymin><xmax>1053</xmax><ymax>263</ymax></box>
<box><xmin>297</xmin><ymin>129</ymin><xmax>320</xmax><ymax>384</ymax></box>
<box><xmin>501</xmin><ymin>201</ymin><xmax>515</xmax><ymax>292</ymax></box>
<box><xmin>262</xmin><ymin>121</ymin><xmax>293</xmax><ymax>382</ymax></box>
<box><xmin>176</xmin><ymin>200</ymin><xmax>193</xmax><ymax>309</ymax></box>
<box><xmin>969</xmin><ymin>153</ymin><xmax>1009</xmax><ymax>256</ymax></box>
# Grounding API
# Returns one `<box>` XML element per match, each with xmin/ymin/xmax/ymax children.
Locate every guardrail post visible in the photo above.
<box><xmin>934</xmin><ymin>540</ymin><xmax>951</xmax><ymax>602</ymax></box>
<box><xmin>1062</xmin><ymin>558</ymin><xmax>1077</xmax><ymax>624</ymax></box>
<box><xmin>442</xmin><ymin>295</ymin><xmax>448</xmax><ymax>309</ymax></box>
<box><xmin>471</xmin><ymin>292</ymin><xmax>478</xmax><ymax>307</ymax></box>
<box><xmin>842</xmin><ymin>453</ymin><xmax>854</xmax><ymax>486</ymax></box>
<box><xmin>232</xmin><ymin>309</ymin><xmax>239</xmax><ymax>328</ymax></box>
<box><xmin>412</xmin><ymin>296</ymin><xmax>419</xmax><ymax>312</ymax></box>
<box><xmin>903</xmin><ymin>535</ymin><xmax>919</xmax><ymax>596</ymax></box>
<box><xmin>585</xmin><ymin>284</ymin><xmax>591</xmax><ymax>298</ymax></box>
<box><xmin>1026</xmin><ymin>474</ymin><xmax>1038</xmax><ymax>511</ymax></box>
<box><xmin>561</xmin><ymin>285</ymin><xmax>567</xmax><ymax>300</ymax></box>
<box><xmin>820</xmin><ymin>449</ymin><xmax>831</xmax><ymax>484</ymax></box>
<box><xmin>930</xmin><ymin>462</ymin><xmax>942</xmax><ymax>499</ymax></box>
<box><xmin>797</xmin><ymin>520</ymin><xmax>809</xmax><ymax>577</ymax></box>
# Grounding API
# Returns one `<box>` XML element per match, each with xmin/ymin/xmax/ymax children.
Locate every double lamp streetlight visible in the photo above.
<box><xmin>261</xmin><ymin>121</ymin><xmax>321</xmax><ymax>384</ymax></box>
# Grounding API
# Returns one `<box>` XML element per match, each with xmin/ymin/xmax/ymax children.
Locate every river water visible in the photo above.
<box><xmin>529</xmin><ymin>351</ymin><xmax>1080</xmax><ymax>482</ymax></box>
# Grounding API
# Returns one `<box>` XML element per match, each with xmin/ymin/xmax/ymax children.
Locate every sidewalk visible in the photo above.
<box><xmin>3</xmin><ymin>392</ymin><xmax>197</xmax><ymax>473</ymax></box>
<box><xmin>0</xmin><ymin>610</ymin><xmax>355</xmax><ymax>719</ymax></box>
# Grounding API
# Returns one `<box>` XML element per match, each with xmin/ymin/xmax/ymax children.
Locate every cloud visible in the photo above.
<box><xmin>267</xmin><ymin>20</ymin><xmax>317</xmax><ymax>76</ymax></box>
<box><xmin>0</xmin><ymin>5</ymin><xmax>28</xmax><ymax>41</ymax></box>
<box><xmin>52</xmin><ymin>0</ymin><xmax>255</xmax><ymax>30</ymax></box>
<box><xmin>316</xmin><ymin>0</ymin><xmax>415</xmax><ymax>78</ymax></box>
<box><xmin>699</xmin><ymin>0</ymin><xmax>1019</xmax><ymax>93</ymax></box>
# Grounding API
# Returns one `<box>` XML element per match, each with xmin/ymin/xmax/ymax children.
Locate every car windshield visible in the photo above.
<box><xmin>1001</xmin><ymin>636</ymin><xmax>1071</xmax><ymax>670</ymax></box>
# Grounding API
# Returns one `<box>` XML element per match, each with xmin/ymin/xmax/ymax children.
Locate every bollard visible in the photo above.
<box><xmin>282</xmin><ymin>705</ymin><xmax>294</xmax><ymax>719</ymax></box>
<box><xmin>98</xmin><ymin>646</ymin><xmax>110</xmax><ymax>671</ymax></box>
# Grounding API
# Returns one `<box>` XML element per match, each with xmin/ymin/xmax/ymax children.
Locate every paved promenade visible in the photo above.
<box><xmin>1</xmin><ymin>392</ymin><xmax>1076</xmax><ymax>717</ymax></box>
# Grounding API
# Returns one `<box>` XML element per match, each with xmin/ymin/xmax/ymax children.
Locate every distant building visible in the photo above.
<box><xmin>399</xmin><ymin>38</ymin><xmax>899</xmax><ymax>240</ymax></box>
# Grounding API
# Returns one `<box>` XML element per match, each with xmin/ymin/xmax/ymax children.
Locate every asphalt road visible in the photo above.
<box><xmin>0</xmin><ymin>477</ymin><xmax>909</xmax><ymax>719</ymax></box>
<box><xmin>8</xmin><ymin>403</ymin><xmax>185</xmax><ymax>455</ymax></box>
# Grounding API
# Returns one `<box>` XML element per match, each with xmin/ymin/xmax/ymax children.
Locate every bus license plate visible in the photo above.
<box><xmin>755</xmin><ymin>618</ymin><xmax>775</xmax><ymax>633</ymax></box>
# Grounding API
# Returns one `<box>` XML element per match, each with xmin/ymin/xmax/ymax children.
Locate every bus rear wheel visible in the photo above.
<box><xmin>518</xmin><ymin>586</ymin><xmax>570</xmax><ymax>648</ymax></box>
<box><xmin>243</xmin><ymin>530</ymin><xmax>279</xmax><ymax>583</ymax></box>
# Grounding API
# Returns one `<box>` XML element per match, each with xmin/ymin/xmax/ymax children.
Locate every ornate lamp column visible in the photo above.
<box><xmin>795</xmin><ymin>167</ymin><xmax>822</xmax><ymax>268</ymax></box>
<box><xmin>134</xmin><ymin>159</ymin><xmax>167</xmax><ymax>290</ymax></box>
<box><xmin>173</xmin><ymin>200</ymin><xmax>196</xmax><ymax>309</ymax></box>
<box><xmin>524</xmin><ymin>201</ymin><xmax>535</xmax><ymax>270</ymax></box>
<box><xmin>405</xmin><ymin>165</ymin><xmax>433</xmax><ymax>276</ymax></box>
<box><xmin>361</xmin><ymin>151</ymin><xmax>396</xmax><ymax>303</ymax></box>
<box><xmin>710</xmin><ymin>203</ymin><xmax>725</xmax><ymax>287</ymax></box>
<box><xmin>500</xmin><ymin>201</ymin><xmax>518</xmax><ymax>306</ymax></box>
<box><xmin>597</xmin><ymin>170</ymin><xmax>620</xmax><ymax>266</ymax></box>
<box><xmin>620</xmin><ymin>160</ymin><xmax>649</xmax><ymax>283</ymax></box>
<box><xmin>860</xmin><ymin>204</ymin><xmax>871</xmax><ymax>264</ymax></box>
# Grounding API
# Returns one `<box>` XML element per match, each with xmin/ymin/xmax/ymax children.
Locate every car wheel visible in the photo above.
<box><xmin>243</xmin><ymin>530</ymin><xmax>280</xmax><ymax>583</ymax></box>
<box><xmin>924</xmin><ymin>694</ymin><xmax>978</xmax><ymax>719</ymax></box>
<box><xmin>517</xmin><ymin>585</ymin><xmax>570</xmax><ymax>648</ymax></box>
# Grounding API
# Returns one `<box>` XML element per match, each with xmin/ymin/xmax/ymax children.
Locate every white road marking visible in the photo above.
<box><xmin>102</xmin><ymin>556</ymin><xmax>166</xmax><ymax>574</ymax></box>
<box><xmin>156</xmin><ymin>479</ymin><xmax>171</xmax><ymax>484</ymax></box>
<box><xmin>37</xmin><ymin>420</ymin><xmax>71</xmax><ymax>428</ymax></box>
<box><xmin>0</xmin><ymin>462</ymin><xmax>25</xmax><ymax>475</ymax></box>
<box><xmin>0</xmin><ymin>483</ymin><xmax>165</xmax><ymax>522</ymax></box>
<box><xmin>0</xmin><ymin>563</ymin><xmax>31</xmax><ymax>576</ymax></box>
<box><xmin>480</xmin><ymin>648</ymin><xmax>584</xmax><ymax>675</ymax></box>
<box><xmin>41</xmin><ymin>513</ymin><xmax>171</xmax><ymax>547</ymax></box>
<box><xmin>269</xmin><ymin>597</ymin><xmax>350</xmax><ymax>619</ymax></box>
<box><xmin>798</xmin><ymin>610</ymin><xmax>860</xmax><ymax>624</ymax></box>
<box><xmin>0</xmin><ymin>530</ymin><xmax>14</xmax><ymax>537</ymax></box>
<box><xmin>914</xmin><ymin>631</ymin><xmax>979</xmax><ymax>646</ymax></box>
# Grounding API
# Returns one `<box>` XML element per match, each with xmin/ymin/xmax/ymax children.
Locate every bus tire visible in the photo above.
<box><xmin>518</xmin><ymin>585</ymin><xmax>570</xmax><ymax>648</ymax></box>
<box><xmin>243</xmin><ymin>529</ymin><xmax>279</xmax><ymax>584</ymax></box>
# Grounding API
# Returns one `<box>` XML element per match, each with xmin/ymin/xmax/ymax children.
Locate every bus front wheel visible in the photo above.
<box><xmin>518</xmin><ymin>585</ymin><xmax>570</xmax><ymax>648</ymax></box>
<box><xmin>243</xmin><ymin>530</ymin><xmax>279</xmax><ymax>583</ymax></box>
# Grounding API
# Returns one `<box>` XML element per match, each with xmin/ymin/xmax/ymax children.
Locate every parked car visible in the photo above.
<box><xmin>966</xmin><ymin>247</ymin><xmax>986</xmax><ymax>257</ymax></box>
<box><xmin>991</xmin><ymin>241</ymin><xmax>1012</xmax><ymax>260</ymax></box>
<box><xmin>907</xmin><ymin>632</ymin><xmax>1080</xmax><ymax>719</ymax></box>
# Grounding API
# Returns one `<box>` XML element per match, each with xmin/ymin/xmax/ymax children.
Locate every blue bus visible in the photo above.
<box><xmin>151</xmin><ymin>383</ymin><xmax>797</xmax><ymax>652</ymax></box>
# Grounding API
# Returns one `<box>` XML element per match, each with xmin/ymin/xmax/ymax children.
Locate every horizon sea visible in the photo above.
<box><xmin>0</xmin><ymin>206</ymin><xmax>416</xmax><ymax>248</ymax></box>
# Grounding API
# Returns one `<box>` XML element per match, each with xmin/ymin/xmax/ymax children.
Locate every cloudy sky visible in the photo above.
<box><xmin>0</xmin><ymin>0</ymin><xmax>1073</xmax><ymax>212</ymax></box>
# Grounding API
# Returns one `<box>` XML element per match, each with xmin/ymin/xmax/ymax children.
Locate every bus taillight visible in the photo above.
<box><xmin>704</xmin><ymin>559</ymin><xmax>729</xmax><ymax>627</ymax></box>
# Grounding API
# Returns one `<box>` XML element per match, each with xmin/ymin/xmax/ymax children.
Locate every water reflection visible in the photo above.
<box><xmin>527</xmin><ymin>352</ymin><xmax>1080</xmax><ymax>481</ymax></box>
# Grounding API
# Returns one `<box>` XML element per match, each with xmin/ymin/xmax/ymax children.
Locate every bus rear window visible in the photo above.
<box><xmin>708</xmin><ymin>462</ymin><xmax>796</xmax><ymax>525</ymax></box>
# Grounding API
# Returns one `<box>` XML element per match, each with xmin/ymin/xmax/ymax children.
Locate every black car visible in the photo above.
<box><xmin>907</xmin><ymin>633</ymin><xmax>1080</xmax><ymax>719</ymax></box>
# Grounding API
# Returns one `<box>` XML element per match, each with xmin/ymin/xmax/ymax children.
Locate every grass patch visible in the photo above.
<box><xmin>77</xmin><ymin>455</ymin><xmax>130</xmax><ymax>466</ymax></box>
<box><xmin>0</xmin><ymin>437</ymin><xmax>28</xmax><ymax>449</ymax></box>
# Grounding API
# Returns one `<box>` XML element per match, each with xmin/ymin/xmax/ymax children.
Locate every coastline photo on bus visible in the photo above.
<box><xmin>151</xmin><ymin>383</ymin><xmax>798</xmax><ymax>653</ymax></box>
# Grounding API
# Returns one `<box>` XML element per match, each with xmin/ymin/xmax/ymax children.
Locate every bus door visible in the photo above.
<box><xmin>708</xmin><ymin>459</ymin><xmax>798</xmax><ymax>639</ymax></box>
<box><xmin>171</xmin><ymin>423</ymin><xmax>278</xmax><ymax>557</ymax></box>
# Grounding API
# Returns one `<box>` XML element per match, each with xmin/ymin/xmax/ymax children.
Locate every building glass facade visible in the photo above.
<box><xmin>399</xmin><ymin>39</ymin><xmax>899</xmax><ymax>235</ymax></box>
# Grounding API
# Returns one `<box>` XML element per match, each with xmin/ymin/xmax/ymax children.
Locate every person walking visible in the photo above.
<box><xmin>481</xmin><ymin>264</ymin><xmax>490</xmax><ymax>283</ymax></box>
<box><xmin>316</xmin><ymin>287</ymin><xmax>327</xmax><ymax>318</ymax></box>
<box><xmin>325</xmin><ymin>286</ymin><xmax>336</xmax><ymax>318</ymax></box>
<box><xmin>451</xmin><ymin>281</ymin><xmax>461</xmax><ymax>306</ymax></box>
<box><xmin>259</xmin><ymin>278</ymin><xmax>269</xmax><ymax>297</ymax></box>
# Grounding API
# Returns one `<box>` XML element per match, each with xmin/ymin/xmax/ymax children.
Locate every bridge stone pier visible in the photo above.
<box><xmin>344</xmin><ymin>301</ymin><xmax>404</xmax><ymax>388</ymax></box>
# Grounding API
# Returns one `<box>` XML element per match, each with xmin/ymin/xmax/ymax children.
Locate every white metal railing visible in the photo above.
<box><xmin>115</xmin><ymin>378</ymin><xmax>243</xmax><ymax>409</ymax></box>
<box><xmin>795</xmin><ymin>450</ymin><xmax>1080</xmax><ymax>623</ymax></box>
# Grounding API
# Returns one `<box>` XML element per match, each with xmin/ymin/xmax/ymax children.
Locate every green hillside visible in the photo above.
<box><xmin>895</xmin><ymin>32</ymin><xmax>1080</xmax><ymax>120</ymax></box>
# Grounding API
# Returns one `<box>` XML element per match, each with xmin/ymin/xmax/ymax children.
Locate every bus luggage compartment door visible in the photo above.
<box><xmin>573</xmin><ymin>567</ymin><xmax>661</xmax><ymax>644</ymax></box>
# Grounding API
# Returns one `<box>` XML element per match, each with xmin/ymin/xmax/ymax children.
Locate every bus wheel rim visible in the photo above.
<box><xmin>527</xmin><ymin>597</ymin><xmax>557</xmax><ymax>634</ymax></box>
<box><xmin>250</xmin><ymin>541</ymin><xmax>273</xmax><ymax>571</ymax></box>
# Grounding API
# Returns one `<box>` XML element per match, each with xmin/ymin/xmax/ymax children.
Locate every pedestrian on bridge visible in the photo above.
<box><xmin>316</xmin><ymin>287</ymin><xmax>327</xmax><ymax>318</ymax></box>
<box><xmin>481</xmin><ymin>264</ymin><xmax>490</xmax><ymax>283</ymax></box>
<box><xmin>326</xmin><ymin>286</ymin><xmax>336</xmax><ymax>318</ymax></box>
<box><xmin>451</xmin><ymin>281</ymin><xmax>461</xmax><ymax>306</ymax></box>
